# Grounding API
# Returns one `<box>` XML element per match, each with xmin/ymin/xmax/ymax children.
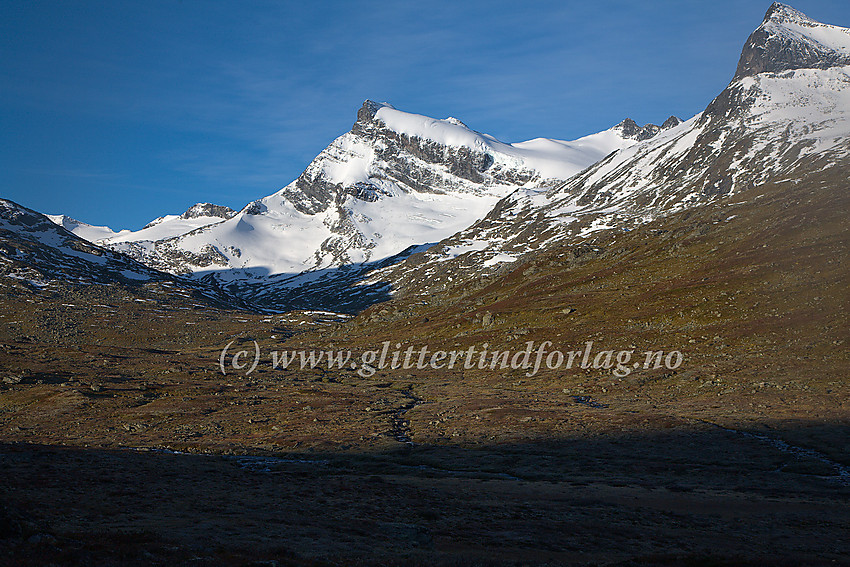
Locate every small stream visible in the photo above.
<box><xmin>697</xmin><ymin>419</ymin><xmax>850</xmax><ymax>486</ymax></box>
<box><xmin>391</xmin><ymin>390</ymin><xmax>423</xmax><ymax>445</ymax></box>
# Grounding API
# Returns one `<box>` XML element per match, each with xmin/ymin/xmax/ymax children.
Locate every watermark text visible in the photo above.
<box><xmin>219</xmin><ymin>340</ymin><xmax>683</xmax><ymax>378</ymax></box>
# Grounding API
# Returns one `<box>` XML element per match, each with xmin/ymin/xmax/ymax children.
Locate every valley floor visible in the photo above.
<box><xmin>2</xmin><ymin>429</ymin><xmax>849</xmax><ymax>566</ymax></box>
<box><xmin>0</xmin><ymin>298</ymin><xmax>848</xmax><ymax>566</ymax></box>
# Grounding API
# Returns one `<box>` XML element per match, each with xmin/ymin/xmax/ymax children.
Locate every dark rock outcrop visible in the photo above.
<box><xmin>735</xmin><ymin>3</ymin><xmax>850</xmax><ymax>79</ymax></box>
<box><xmin>661</xmin><ymin>116</ymin><xmax>682</xmax><ymax>129</ymax></box>
<box><xmin>614</xmin><ymin>118</ymin><xmax>665</xmax><ymax>141</ymax></box>
<box><xmin>180</xmin><ymin>203</ymin><xmax>236</xmax><ymax>220</ymax></box>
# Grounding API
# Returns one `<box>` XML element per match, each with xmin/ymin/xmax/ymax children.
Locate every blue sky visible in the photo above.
<box><xmin>2</xmin><ymin>0</ymin><xmax>849</xmax><ymax>230</ymax></box>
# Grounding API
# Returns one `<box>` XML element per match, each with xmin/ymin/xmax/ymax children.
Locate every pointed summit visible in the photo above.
<box><xmin>661</xmin><ymin>116</ymin><xmax>682</xmax><ymax>130</ymax></box>
<box><xmin>734</xmin><ymin>3</ymin><xmax>850</xmax><ymax>79</ymax></box>
<box><xmin>762</xmin><ymin>2</ymin><xmax>816</xmax><ymax>25</ymax></box>
<box><xmin>355</xmin><ymin>100</ymin><xmax>392</xmax><ymax>125</ymax></box>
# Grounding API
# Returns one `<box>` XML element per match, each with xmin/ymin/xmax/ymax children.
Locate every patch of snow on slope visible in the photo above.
<box><xmin>745</xmin><ymin>65</ymin><xmax>850</xmax><ymax>146</ymax></box>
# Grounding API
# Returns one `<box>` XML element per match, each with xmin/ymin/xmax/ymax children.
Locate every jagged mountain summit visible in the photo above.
<box><xmin>68</xmin><ymin>103</ymin><xmax>671</xmax><ymax>289</ymax></box>
<box><xmin>360</xmin><ymin>2</ymin><xmax>850</xmax><ymax>302</ymax></box>
<box><xmin>612</xmin><ymin>117</ymin><xmax>681</xmax><ymax>142</ymax></box>
<box><xmin>736</xmin><ymin>2</ymin><xmax>850</xmax><ymax>79</ymax></box>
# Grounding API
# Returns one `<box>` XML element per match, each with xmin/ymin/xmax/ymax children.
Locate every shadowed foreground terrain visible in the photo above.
<box><xmin>2</xmin><ymin>427</ymin><xmax>849</xmax><ymax>566</ymax></box>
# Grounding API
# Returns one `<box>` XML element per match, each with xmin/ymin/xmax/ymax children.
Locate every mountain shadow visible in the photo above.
<box><xmin>2</xmin><ymin>419</ymin><xmax>849</xmax><ymax>565</ymax></box>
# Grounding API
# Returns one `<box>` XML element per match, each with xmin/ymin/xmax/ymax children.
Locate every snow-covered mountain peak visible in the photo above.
<box><xmin>736</xmin><ymin>3</ymin><xmax>850</xmax><ymax>79</ymax></box>
<box><xmin>278</xmin><ymin>99</ymin><xmax>669</xmax><ymax>218</ymax></box>
<box><xmin>355</xmin><ymin>100</ymin><xmax>475</xmax><ymax>143</ymax></box>
<box><xmin>371</xmin><ymin>104</ymin><xmax>494</xmax><ymax>151</ymax></box>
<box><xmin>92</xmin><ymin>100</ymin><xmax>673</xmax><ymax>288</ymax></box>
<box><xmin>764</xmin><ymin>2</ymin><xmax>818</xmax><ymax>25</ymax></box>
<box><xmin>444</xmin><ymin>117</ymin><xmax>468</xmax><ymax>128</ymax></box>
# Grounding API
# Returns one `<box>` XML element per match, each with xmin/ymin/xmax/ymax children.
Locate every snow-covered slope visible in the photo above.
<box><xmin>362</xmin><ymin>2</ymin><xmax>850</xmax><ymax>301</ymax></box>
<box><xmin>47</xmin><ymin>203</ymin><xmax>237</xmax><ymax>248</ymax></box>
<box><xmin>99</xmin><ymin>102</ymin><xmax>673</xmax><ymax>285</ymax></box>
<box><xmin>103</xmin><ymin>203</ymin><xmax>236</xmax><ymax>257</ymax></box>
<box><xmin>45</xmin><ymin>214</ymin><xmax>121</xmax><ymax>243</ymax></box>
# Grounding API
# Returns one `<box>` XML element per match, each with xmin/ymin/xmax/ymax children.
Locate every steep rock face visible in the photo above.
<box><xmin>360</xmin><ymin>3</ymin><xmax>850</xmax><ymax>303</ymax></box>
<box><xmin>735</xmin><ymin>3</ymin><xmax>850</xmax><ymax>79</ymax></box>
<box><xmin>284</xmin><ymin>101</ymin><xmax>538</xmax><ymax>216</ymax></box>
<box><xmin>661</xmin><ymin>116</ymin><xmax>682</xmax><ymax>130</ymax></box>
